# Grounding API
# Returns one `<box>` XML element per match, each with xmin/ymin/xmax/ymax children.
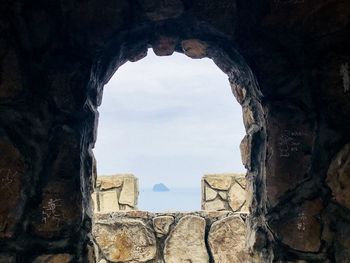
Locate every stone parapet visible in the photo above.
<box><xmin>93</xmin><ymin>174</ymin><xmax>138</xmax><ymax>213</ymax></box>
<box><xmin>93</xmin><ymin>211</ymin><xmax>249</xmax><ymax>263</ymax></box>
<box><xmin>201</xmin><ymin>173</ymin><xmax>248</xmax><ymax>212</ymax></box>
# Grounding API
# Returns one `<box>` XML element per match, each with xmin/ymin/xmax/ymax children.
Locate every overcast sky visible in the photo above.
<box><xmin>93</xmin><ymin>49</ymin><xmax>246</xmax><ymax>188</ymax></box>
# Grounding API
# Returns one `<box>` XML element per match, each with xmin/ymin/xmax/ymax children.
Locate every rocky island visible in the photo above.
<box><xmin>152</xmin><ymin>183</ymin><xmax>170</xmax><ymax>192</ymax></box>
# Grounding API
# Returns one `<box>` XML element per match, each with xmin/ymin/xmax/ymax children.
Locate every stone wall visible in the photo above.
<box><xmin>93</xmin><ymin>211</ymin><xmax>248</xmax><ymax>263</ymax></box>
<box><xmin>93</xmin><ymin>175</ymin><xmax>138</xmax><ymax>213</ymax></box>
<box><xmin>92</xmin><ymin>174</ymin><xmax>249</xmax><ymax>262</ymax></box>
<box><xmin>0</xmin><ymin>1</ymin><xmax>349</xmax><ymax>261</ymax></box>
<box><xmin>201</xmin><ymin>173</ymin><xmax>247</xmax><ymax>212</ymax></box>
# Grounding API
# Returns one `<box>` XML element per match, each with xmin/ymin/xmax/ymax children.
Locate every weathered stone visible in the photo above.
<box><xmin>0</xmin><ymin>49</ymin><xmax>22</xmax><ymax>98</ymax></box>
<box><xmin>240</xmin><ymin>135</ymin><xmax>251</xmax><ymax>169</ymax></box>
<box><xmin>0</xmin><ymin>137</ymin><xmax>26</xmax><ymax>238</ymax></box>
<box><xmin>119</xmin><ymin>176</ymin><xmax>138</xmax><ymax>207</ymax></box>
<box><xmin>266</xmin><ymin>107</ymin><xmax>315</xmax><ymax>206</ymax></box>
<box><xmin>181</xmin><ymin>39</ymin><xmax>208</xmax><ymax>59</ymax></box>
<box><xmin>93</xmin><ymin>219</ymin><xmax>156</xmax><ymax>262</ymax></box>
<box><xmin>164</xmin><ymin>215</ymin><xmax>209</xmax><ymax>263</ymax></box>
<box><xmin>228</xmin><ymin>183</ymin><xmax>246</xmax><ymax>212</ymax></box>
<box><xmin>230</xmin><ymin>83</ymin><xmax>247</xmax><ymax>104</ymax></box>
<box><xmin>326</xmin><ymin>143</ymin><xmax>350</xmax><ymax>209</ymax></box>
<box><xmin>243</xmin><ymin>106</ymin><xmax>256</xmax><ymax>129</ymax></box>
<box><xmin>153</xmin><ymin>215</ymin><xmax>174</xmax><ymax>237</ymax></box>
<box><xmin>205</xmin><ymin>185</ymin><xmax>218</xmax><ymax>201</ymax></box>
<box><xmin>96</xmin><ymin>176</ymin><xmax>124</xmax><ymax>190</ymax></box>
<box><xmin>99</xmin><ymin>190</ymin><xmax>119</xmax><ymax>213</ymax></box>
<box><xmin>33</xmin><ymin>254</ymin><xmax>73</xmax><ymax>263</ymax></box>
<box><xmin>152</xmin><ymin>36</ymin><xmax>177</xmax><ymax>56</ymax></box>
<box><xmin>32</xmin><ymin>180</ymin><xmax>82</xmax><ymax>238</ymax></box>
<box><xmin>204</xmin><ymin>174</ymin><xmax>232</xmax><ymax>190</ymax></box>
<box><xmin>208</xmin><ymin>215</ymin><xmax>248</xmax><ymax>263</ymax></box>
<box><xmin>270</xmin><ymin>199</ymin><xmax>323</xmax><ymax>252</ymax></box>
<box><xmin>139</xmin><ymin>0</ymin><xmax>184</xmax><ymax>21</ymax></box>
<box><xmin>204</xmin><ymin>198</ymin><xmax>226</xmax><ymax>211</ymax></box>
<box><xmin>91</xmin><ymin>192</ymin><xmax>98</xmax><ymax>212</ymax></box>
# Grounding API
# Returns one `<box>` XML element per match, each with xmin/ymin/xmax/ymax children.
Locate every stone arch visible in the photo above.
<box><xmin>87</xmin><ymin>21</ymin><xmax>270</xmax><ymax>260</ymax></box>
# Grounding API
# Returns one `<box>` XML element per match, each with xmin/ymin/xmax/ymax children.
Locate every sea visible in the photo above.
<box><xmin>138</xmin><ymin>188</ymin><xmax>201</xmax><ymax>212</ymax></box>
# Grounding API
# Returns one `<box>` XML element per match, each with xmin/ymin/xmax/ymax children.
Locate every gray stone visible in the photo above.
<box><xmin>164</xmin><ymin>215</ymin><xmax>209</xmax><ymax>263</ymax></box>
<box><xmin>93</xmin><ymin>219</ymin><xmax>156</xmax><ymax>262</ymax></box>
<box><xmin>208</xmin><ymin>215</ymin><xmax>248</xmax><ymax>263</ymax></box>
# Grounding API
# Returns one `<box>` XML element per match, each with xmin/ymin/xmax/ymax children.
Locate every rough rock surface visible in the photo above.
<box><xmin>119</xmin><ymin>176</ymin><xmax>137</xmax><ymax>207</ymax></box>
<box><xmin>33</xmin><ymin>254</ymin><xmax>73</xmax><ymax>263</ymax></box>
<box><xmin>326</xmin><ymin>143</ymin><xmax>350</xmax><ymax>209</ymax></box>
<box><xmin>228</xmin><ymin>183</ymin><xmax>246</xmax><ymax>211</ymax></box>
<box><xmin>204</xmin><ymin>174</ymin><xmax>232</xmax><ymax>190</ymax></box>
<box><xmin>153</xmin><ymin>215</ymin><xmax>174</xmax><ymax>237</ymax></box>
<box><xmin>204</xmin><ymin>198</ymin><xmax>226</xmax><ymax>211</ymax></box>
<box><xmin>208</xmin><ymin>215</ymin><xmax>248</xmax><ymax>263</ymax></box>
<box><xmin>93</xmin><ymin>219</ymin><xmax>157</xmax><ymax>262</ymax></box>
<box><xmin>164</xmin><ymin>215</ymin><xmax>209</xmax><ymax>263</ymax></box>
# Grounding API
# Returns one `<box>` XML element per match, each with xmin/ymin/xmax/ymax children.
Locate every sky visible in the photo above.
<box><xmin>93</xmin><ymin>49</ymin><xmax>246</xmax><ymax>188</ymax></box>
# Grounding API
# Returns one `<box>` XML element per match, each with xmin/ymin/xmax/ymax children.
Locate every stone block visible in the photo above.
<box><xmin>204</xmin><ymin>198</ymin><xmax>226</xmax><ymax>211</ymax></box>
<box><xmin>152</xmin><ymin>36</ymin><xmax>177</xmax><ymax>56</ymax></box>
<box><xmin>203</xmin><ymin>174</ymin><xmax>233</xmax><ymax>190</ymax></box>
<box><xmin>270</xmin><ymin>199</ymin><xmax>323</xmax><ymax>252</ymax></box>
<box><xmin>208</xmin><ymin>215</ymin><xmax>248</xmax><ymax>262</ymax></box>
<box><xmin>119</xmin><ymin>176</ymin><xmax>138</xmax><ymax>207</ymax></box>
<box><xmin>164</xmin><ymin>215</ymin><xmax>209</xmax><ymax>262</ymax></box>
<box><xmin>93</xmin><ymin>218</ymin><xmax>156</xmax><ymax>262</ymax></box>
<box><xmin>99</xmin><ymin>190</ymin><xmax>119</xmax><ymax>213</ymax></box>
<box><xmin>205</xmin><ymin>185</ymin><xmax>218</xmax><ymax>201</ymax></box>
<box><xmin>96</xmin><ymin>176</ymin><xmax>123</xmax><ymax>190</ymax></box>
<box><xmin>181</xmin><ymin>39</ymin><xmax>208</xmax><ymax>59</ymax></box>
<box><xmin>228</xmin><ymin>183</ymin><xmax>246</xmax><ymax>212</ymax></box>
<box><xmin>32</xmin><ymin>180</ymin><xmax>82</xmax><ymax>238</ymax></box>
<box><xmin>326</xmin><ymin>143</ymin><xmax>350</xmax><ymax>210</ymax></box>
<box><xmin>265</xmin><ymin>106</ymin><xmax>315</xmax><ymax>206</ymax></box>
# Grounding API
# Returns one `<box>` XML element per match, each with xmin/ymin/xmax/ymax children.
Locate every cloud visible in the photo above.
<box><xmin>94</xmin><ymin>49</ymin><xmax>246</xmax><ymax>187</ymax></box>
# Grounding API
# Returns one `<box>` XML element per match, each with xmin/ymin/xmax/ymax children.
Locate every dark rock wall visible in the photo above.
<box><xmin>0</xmin><ymin>1</ymin><xmax>349</xmax><ymax>262</ymax></box>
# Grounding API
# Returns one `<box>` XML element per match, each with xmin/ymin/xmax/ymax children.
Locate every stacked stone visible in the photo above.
<box><xmin>201</xmin><ymin>173</ymin><xmax>248</xmax><ymax>212</ymax></box>
<box><xmin>93</xmin><ymin>211</ymin><xmax>249</xmax><ymax>263</ymax></box>
<box><xmin>92</xmin><ymin>175</ymin><xmax>138</xmax><ymax>212</ymax></box>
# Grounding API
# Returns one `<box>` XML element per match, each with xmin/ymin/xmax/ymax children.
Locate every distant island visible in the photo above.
<box><xmin>152</xmin><ymin>183</ymin><xmax>170</xmax><ymax>192</ymax></box>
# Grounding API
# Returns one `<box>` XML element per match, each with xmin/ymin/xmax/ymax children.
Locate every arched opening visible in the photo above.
<box><xmin>94</xmin><ymin>49</ymin><xmax>246</xmax><ymax>212</ymax></box>
<box><xmin>90</xmin><ymin>28</ymin><xmax>267</xmax><ymax>262</ymax></box>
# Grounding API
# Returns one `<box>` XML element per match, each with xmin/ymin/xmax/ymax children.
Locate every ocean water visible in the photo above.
<box><xmin>138</xmin><ymin>188</ymin><xmax>201</xmax><ymax>212</ymax></box>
